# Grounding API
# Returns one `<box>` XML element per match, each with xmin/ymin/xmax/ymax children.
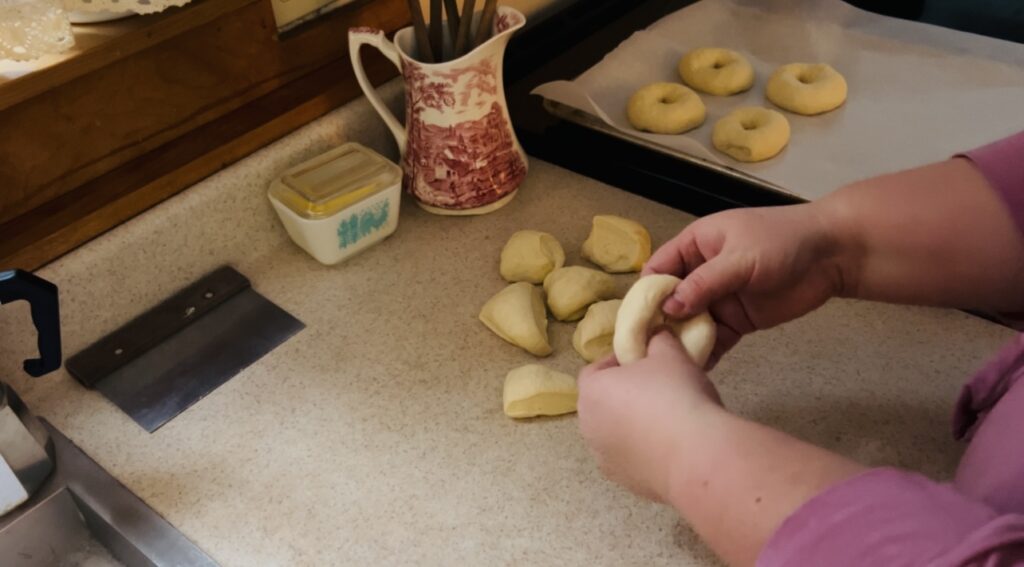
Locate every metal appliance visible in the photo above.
<box><xmin>0</xmin><ymin>269</ymin><xmax>61</xmax><ymax>516</ymax></box>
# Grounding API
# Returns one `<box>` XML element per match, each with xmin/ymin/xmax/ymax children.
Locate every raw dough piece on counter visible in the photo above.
<box><xmin>503</xmin><ymin>364</ymin><xmax>578</xmax><ymax>418</ymax></box>
<box><xmin>581</xmin><ymin>215</ymin><xmax>652</xmax><ymax>273</ymax></box>
<box><xmin>712</xmin><ymin>107</ymin><xmax>791</xmax><ymax>162</ymax></box>
<box><xmin>626</xmin><ymin>82</ymin><xmax>706</xmax><ymax>135</ymax></box>
<box><xmin>573</xmin><ymin>299</ymin><xmax>622</xmax><ymax>363</ymax></box>
<box><xmin>614</xmin><ymin>274</ymin><xmax>716</xmax><ymax>368</ymax></box>
<box><xmin>677</xmin><ymin>47</ymin><xmax>755</xmax><ymax>96</ymax></box>
<box><xmin>499</xmin><ymin>230</ymin><xmax>565</xmax><ymax>284</ymax></box>
<box><xmin>765</xmin><ymin>63</ymin><xmax>847</xmax><ymax>115</ymax></box>
<box><xmin>543</xmin><ymin>266</ymin><xmax>617</xmax><ymax>322</ymax></box>
<box><xmin>479</xmin><ymin>282</ymin><xmax>552</xmax><ymax>356</ymax></box>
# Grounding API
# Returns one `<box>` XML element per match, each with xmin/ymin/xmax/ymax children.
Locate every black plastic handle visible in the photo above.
<box><xmin>0</xmin><ymin>270</ymin><xmax>62</xmax><ymax>377</ymax></box>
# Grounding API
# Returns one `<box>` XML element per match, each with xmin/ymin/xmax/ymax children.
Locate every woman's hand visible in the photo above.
<box><xmin>578</xmin><ymin>328</ymin><xmax>865</xmax><ymax>567</ymax></box>
<box><xmin>577</xmin><ymin>330</ymin><xmax>722</xmax><ymax>502</ymax></box>
<box><xmin>644</xmin><ymin>204</ymin><xmax>845</xmax><ymax>367</ymax></box>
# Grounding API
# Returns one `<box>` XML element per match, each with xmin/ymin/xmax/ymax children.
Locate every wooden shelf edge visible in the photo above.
<box><xmin>0</xmin><ymin>0</ymin><xmax>260</xmax><ymax>112</ymax></box>
<box><xmin>0</xmin><ymin>54</ymin><xmax>399</xmax><ymax>271</ymax></box>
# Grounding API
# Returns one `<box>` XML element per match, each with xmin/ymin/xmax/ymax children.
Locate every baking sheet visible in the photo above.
<box><xmin>532</xmin><ymin>0</ymin><xmax>1024</xmax><ymax>200</ymax></box>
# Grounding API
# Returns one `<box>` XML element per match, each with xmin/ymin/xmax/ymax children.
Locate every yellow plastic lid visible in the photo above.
<box><xmin>269</xmin><ymin>142</ymin><xmax>402</xmax><ymax>220</ymax></box>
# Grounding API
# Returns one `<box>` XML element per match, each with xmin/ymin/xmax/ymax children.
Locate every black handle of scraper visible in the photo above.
<box><xmin>66</xmin><ymin>266</ymin><xmax>249</xmax><ymax>388</ymax></box>
<box><xmin>0</xmin><ymin>269</ymin><xmax>62</xmax><ymax>377</ymax></box>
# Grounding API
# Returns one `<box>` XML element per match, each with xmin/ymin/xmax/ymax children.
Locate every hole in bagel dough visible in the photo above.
<box><xmin>740</xmin><ymin>120</ymin><xmax>759</xmax><ymax>130</ymax></box>
<box><xmin>660</xmin><ymin>94</ymin><xmax>681</xmax><ymax>104</ymax></box>
<box><xmin>797</xmin><ymin>69</ymin><xmax>817</xmax><ymax>84</ymax></box>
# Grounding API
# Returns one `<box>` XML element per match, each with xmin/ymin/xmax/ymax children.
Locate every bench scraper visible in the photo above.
<box><xmin>67</xmin><ymin>266</ymin><xmax>303</xmax><ymax>432</ymax></box>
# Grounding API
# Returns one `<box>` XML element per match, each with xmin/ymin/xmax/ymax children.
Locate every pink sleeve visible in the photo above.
<box><xmin>962</xmin><ymin>130</ymin><xmax>1024</xmax><ymax>237</ymax></box>
<box><xmin>757</xmin><ymin>468</ymin><xmax>1024</xmax><ymax>567</ymax></box>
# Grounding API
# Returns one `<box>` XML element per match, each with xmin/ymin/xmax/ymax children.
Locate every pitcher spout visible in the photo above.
<box><xmin>473</xmin><ymin>6</ymin><xmax>526</xmax><ymax>53</ymax></box>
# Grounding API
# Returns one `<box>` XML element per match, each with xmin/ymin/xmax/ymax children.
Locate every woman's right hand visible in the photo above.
<box><xmin>644</xmin><ymin>203</ymin><xmax>847</xmax><ymax>367</ymax></box>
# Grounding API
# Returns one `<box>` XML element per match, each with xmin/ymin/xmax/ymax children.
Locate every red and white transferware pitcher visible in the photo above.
<box><xmin>349</xmin><ymin>7</ymin><xmax>528</xmax><ymax>216</ymax></box>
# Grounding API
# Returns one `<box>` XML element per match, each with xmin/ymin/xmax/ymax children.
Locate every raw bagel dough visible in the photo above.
<box><xmin>500</xmin><ymin>230</ymin><xmax>565</xmax><ymax>284</ymax></box>
<box><xmin>613</xmin><ymin>274</ymin><xmax>716</xmax><ymax>367</ymax></box>
<box><xmin>503</xmin><ymin>364</ymin><xmax>578</xmax><ymax>418</ymax></box>
<box><xmin>581</xmin><ymin>215</ymin><xmax>652</xmax><ymax>273</ymax></box>
<box><xmin>712</xmin><ymin>107</ymin><xmax>791</xmax><ymax>162</ymax></box>
<box><xmin>479</xmin><ymin>282</ymin><xmax>552</xmax><ymax>356</ymax></box>
<box><xmin>572</xmin><ymin>299</ymin><xmax>622</xmax><ymax>363</ymax></box>
<box><xmin>678</xmin><ymin>47</ymin><xmax>755</xmax><ymax>96</ymax></box>
<box><xmin>626</xmin><ymin>82</ymin><xmax>706</xmax><ymax>135</ymax></box>
<box><xmin>766</xmin><ymin>63</ymin><xmax>847</xmax><ymax>115</ymax></box>
<box><xmin>543</xmin><ymin>266</ymin><xmax>617</xmax><ymax>322</ymax></box>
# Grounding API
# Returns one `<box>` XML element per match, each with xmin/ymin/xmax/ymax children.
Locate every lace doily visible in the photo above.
<box><xmin>0</xmin><ymin>0</ymin><xmax>75</xmax><ymax>61</ymax></box>
<box><xmin>67</xmin><ymin>0</ymin><xmax>192</xmax><ymax>17</ymax></box>
<box><xmin>0</xmin><ymin>0</ymin><xmax>194</xmax><ymax>62</ymax></box>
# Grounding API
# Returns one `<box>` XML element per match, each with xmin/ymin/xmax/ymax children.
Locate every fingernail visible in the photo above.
<box><xmin>663</xmin><ymin>296</ymin><xmax>686</xmax><ymax>316</ymax></box>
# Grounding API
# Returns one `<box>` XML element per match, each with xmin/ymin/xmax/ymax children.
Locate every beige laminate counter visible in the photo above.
<box><xmin>0</xmin><ymin>84</ymin><xmax>1017</xmax><ymax>566</ymax></box>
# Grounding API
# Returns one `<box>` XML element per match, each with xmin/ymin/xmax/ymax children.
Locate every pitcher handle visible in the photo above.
<box><xmin>349</xmin><ymin>28</ymin><xmax>407</xmax><ymax>155</ymax></box>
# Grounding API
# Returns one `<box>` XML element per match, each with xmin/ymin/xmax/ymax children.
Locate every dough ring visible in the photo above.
<box><xmin>766</xmin><ymin>63</ymin><xmax>847</xmax><ymax>115</ymax></box>
<box><xmin>613</xmin><ymin>274</ymin><xmax>716</xmax><ymax>368</ymax></box>
<box><xmin>712</xmin><ymin>106</ymin><xmax>791</xmax><ymax>162</ymax></box>
<box><xmin>626</xmin><ymin>82</ymin><xmax>706</xmax><ymax>135</ymax></box>
<box><xmin>678</xmin><ymin>47</ymin><xmax>755</xmax><ymax>96</ymax></box>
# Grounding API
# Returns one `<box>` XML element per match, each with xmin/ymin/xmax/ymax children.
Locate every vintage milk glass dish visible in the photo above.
<box><xmin>268</xmin><ymin>142</ymin><xmax>402</xmax><ymax>265</ymax></box>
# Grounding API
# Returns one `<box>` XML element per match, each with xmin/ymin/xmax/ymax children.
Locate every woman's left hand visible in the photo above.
<box><xmin>578</xmin><ymin>330</ymin><xmax>866</xmax><ymax>567</ymax></box>
<box><xmin>577</xmin><ymin>330</ymin><xmax>722</xmax><ymax>502</ymax></box>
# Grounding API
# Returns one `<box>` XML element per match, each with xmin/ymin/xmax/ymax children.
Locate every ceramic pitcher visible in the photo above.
<box><xmin>349</xmin><ymin>7</ymin><xmax>528</xmax><ymax>216</ymax></box>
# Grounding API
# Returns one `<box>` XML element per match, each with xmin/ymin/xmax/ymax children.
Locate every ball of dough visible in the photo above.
<box><xmin>765</xmin><ymin>63</ymin><xmax>847</xmax><ymax>115</ymax></box>
<box><xmin>712</xmin><ymin>107</ymin><xmax>791</xmax><ymax>162</ymax></box>
<box><xmin>678</xmin><ymin>47</ymin><xmax>755</xmax><ymax>96</ymax></box>
<box><xmin>503</xmin><ymin>364</ymin><xmax>578</xmax><ymax>418</ymax></box>
<box><xmin>479</xmin><ymin>282</ymin><xmax>552</xmax><ymax>356</ymax></box>
<box><xmin>626</xmin><ymin>82</ymin><xmax>706</xmax><ymax>135</ymax></box>
<box><xmin>613</xmin><ymin>274</ymin><xmax>716</xmax><ymax>367</ymax></box>
<box><xmin>500</xmin><ymin>230</ymin><xmax>565</xmax><ymax>284</ymax></box>
<box><xmin>543</xmin><ymin>266</ymin><xmax>617</xmax><ymax>322</ymax></box>
<box><xmin>573</xmin><ymin>299</ymin><xmax>622</xmax><ymax>363</ymax></box>
<box><xmin>581</xmin><ymin>215</ymin><xmax>652</xmax><ymax>273</ymax></box>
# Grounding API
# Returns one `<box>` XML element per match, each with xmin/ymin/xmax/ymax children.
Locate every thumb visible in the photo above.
<box><xmin>645</xmin><ymin>329</ymin><xmax>698</xmax><ymax>368</ymax></box>
<box><xmin>647</xmin><ymin>330</ymin><xmax>722</xmax><ymax>406</ymax></box>
<box><xmin>663</xmin><ymin>256</ymin><xmax>750</xmax><ymax>318</ymax></box>
<box><xmin>578</xmin><ymin>354</ymin><xmax>619</xmax><ymax>386</ymax></box>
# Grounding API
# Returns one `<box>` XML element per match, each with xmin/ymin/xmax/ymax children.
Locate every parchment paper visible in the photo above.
<box><xmin>532</xmin><ymin>0</ymin><xmax>1024</xmax><ymax>200</ymax></box>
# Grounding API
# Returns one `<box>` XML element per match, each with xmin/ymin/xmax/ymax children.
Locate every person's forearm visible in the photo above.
<box><xmin>815</xmin><ymin>158</ymin><xmax>1024</xmax><ymax>312</ymax></box>
<box><xmin>666</xmin><ymin>406</ymin><xmax>865</xmax><ymax>567</ymax></box>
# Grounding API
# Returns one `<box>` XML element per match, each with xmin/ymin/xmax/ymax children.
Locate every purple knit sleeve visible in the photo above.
<box><xmin>757</xmin><ymin>468</ymin><xmax>1024</xmax><ymax>567</ymax></box>
<box><xmin>962</xmin><ymin>130</ymin><xmax>1024</xmax><ymax>237</ymax></box>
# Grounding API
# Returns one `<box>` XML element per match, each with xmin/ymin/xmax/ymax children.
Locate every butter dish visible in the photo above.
<box><xmin>268</xmin><ymin>142</ymin><xmax>402</xmax><ymax>265</ymax></box>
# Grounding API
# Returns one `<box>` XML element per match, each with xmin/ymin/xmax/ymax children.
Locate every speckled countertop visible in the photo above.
<box><xmin>0</xmin><ymin>82</ymin><xmax>1017</xmax><ymax>566</ymax></box>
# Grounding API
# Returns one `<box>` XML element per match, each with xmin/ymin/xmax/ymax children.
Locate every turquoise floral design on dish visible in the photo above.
<box><xmin>337</xmin><ymin>201</ymin><xmax>390</xmax><ymax>249</ymax></box>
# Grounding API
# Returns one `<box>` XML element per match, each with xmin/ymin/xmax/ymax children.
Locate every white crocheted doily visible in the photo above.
<box><xmin>66</xmin><ymin>0</ymin><xmax>192</xmax><ymax>16</ymax></box>
<box><xmin>0</xmin><ymin>0</ymin><xmax>75</xmax><ymax>61</ymax></box>
<box><xmin>0</xmin><ymin>0</ymin><xmax>195</xmax><ymax>61</ymax></box>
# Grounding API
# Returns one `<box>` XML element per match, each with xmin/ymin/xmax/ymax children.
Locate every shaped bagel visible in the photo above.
<box><xmin>626</xmin><ymin>82</ymin><xmax>706</xmax><ymax>135</ymax></box>
<box><xmin>766</xmin><ymin>63</ymin><xmax>847</xmax><ymax>115</ymax></box>
<box><xmin>712</xmin><ymin>106</ymin><xmax>791</xmax><ymax>162</ymax></box>
<box><xmin>613</xmin><ymin>274</ymin><xmax>716</xmax><ymax>368</ymax></box>
<box><xmin>678</xmin><ymin>47</ymin><xmax>755</xmax><ymax>96</ymax></box>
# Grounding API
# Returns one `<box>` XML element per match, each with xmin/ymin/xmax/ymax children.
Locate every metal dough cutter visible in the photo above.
<box><xmin>67</xmin><ymin>266</ymin><xmax>304</xmax><ymax>432</ymax></box>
